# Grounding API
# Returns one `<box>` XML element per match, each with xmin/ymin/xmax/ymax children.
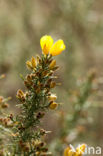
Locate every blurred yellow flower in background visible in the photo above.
<box><xmin>40</xmin><ymin>35</ymin><xmax>66</xmax><ymax>56</ymax></box>
<box><xmin>64</xmin><ymin>144</ymin><xmax>86</xmax><ymax>156</ymax></box>
<box><xmin>64</xmin><ymin>146</ymin><xmax>75</xmax><ymax>156</ymax></box>
<box><xmin>76</xmin><ymin>144</ymin><xmax>86</xmax><ymax>156</ymax></box>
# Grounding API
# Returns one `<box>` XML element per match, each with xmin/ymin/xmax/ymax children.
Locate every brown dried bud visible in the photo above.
<box><xmin>36</xmin><ymin>87</ymin><xmax>41</xmax><ymax>94</ymax></box>
<box><xmin>42</xmin><ymin>71</ymin><xmax>48</xmax><ymax>77</ymax></box>
<box><xmin>18</xmin><ymin>126</ymin><xmax>25</xmax><ymax>131</ymax></box>
<box><xmin>1</xmin><ymin>103</ymin><xmax>9</xmax><ymax>108</ymax></box>
<box><xmin>49</xmin><ymin>60</ymin><xmax>56</xmax><ymax>69</ymax></box>
<box><xmin>24</xmin><ymin>80</ymin><xmax>31</xmax><ymax>89</ymax></box>
<box><xmin>33</xmin><ymin>84</ymin><xmax>37</xmax><ymax>90</ymax></box>
<box><xmin>40</xmin><ymin>142</ymin><xmax>44</xmax><ymax>147</ymax></box>
<box><xmin>36</xmin><ymin>72</ymin><xmax>40</xmax><ymax>77</ymax></box>
<box><xmin>0</xmin><ymin>150</ymin><xmax>4</xmax><ymax>156</ymax></box>
<box><xmin>30</xmin><ymin>73</ymin><xmax>36</xmax><ymax>79</ymax></box>
<box><xmin>36</xmin><ymin>112</ymin><xmax>45</xmax><ymax>119</ymax></box>
<box><xmin>0</xmin><ymin>96</ymin><xmax>3</xmax><ymax>103</ymax></box>
<box><xmin>47</xmin><ymin>79</ymin><xmax>52</xmax><ymax>84</ymax></box>
<box><xmin>50</xmin><ymin>81</ymin><xmax>56</xmax><ymax>88</ymax></box>
<box><xmin>26</xmin><ymin>61</ymin><xmax>32</xmax><ymax>69</ymax></box>
<box><xmin>36</xmin><ymin>55</ymin><xmax>41</xmax><ymax>64</ymax></box>
<box><xmin>26</xmin><ymin>74</ymin><xmax>32</xmax><ymax>82</ymax></box>
<box><xmin>0</xmin><ymin>118</ymin><xmax>3</xmax><ymax>122</ymax></box>
<box><xmin>9</xmin><ymin>114</ymin><xmax>13</xmax><ymax>120</ymax></box>
<box><xmin>40</xmin><ymin>129</ymin><xmax>46</xmax><ymax>135</ymax></box>
<box><xmin>23</xmin><ymin>146</ymin><xmax>29</xmax><ymax>152</ymax></box>
<box><xmin>48</xmin><ymin>71</ymin><xmax>53</xmax><ymax>76</ymax></box>
<box><xmin>41</xmin><ymin>148</ymin><xmax>48</xmax><ymax>152</ymax></box>
<box><xmin>17</xmin><ymin>90</ymin><xmax>25</xmax><ymax>102</ymax></box>
<box><xmin>17</xmin><ymin>89</ymin><xmax>24</xmax><ymax>97</ymax></box>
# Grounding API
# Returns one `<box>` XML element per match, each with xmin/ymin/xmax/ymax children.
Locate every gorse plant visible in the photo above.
<box><xmin>0</xmin><ymin>36</ymin><xmax>87</xmax><ymax>156</ymax></box>
<box><xmin>0</xmin><ymin>75</ymin><xmax>12</xmax><ymax>155</ymax></box>
<box><xmin>0</xmin><ymin>35</ymin><xmax>66</xmax><ymax>155</ymax></box>
<box><xmin>15</xmin><ymin>35</ymin><xmax>65</xmax><ymax>155</ymax></box>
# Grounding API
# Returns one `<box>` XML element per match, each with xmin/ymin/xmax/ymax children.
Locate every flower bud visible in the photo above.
<box><xmin>17</xmin><ymin>90</ymin><xmax>25</xmax><ymax>102</ymax></box>
<box><xmin>49</xmin><ymin>60</ymin><xmax>56</xmax><ymax>69</ymax></box>
<box><xmin>36</xmin><ymin>87</ymin><xmax>41</xmax><ymax>94</ymax></box>
<box><xmin>36</xmin><ymin>55</ymin><xmax>41</xmax><ymax>64</ymax></box>
<box><xmin>49</xmin><ymin>101</ymin><xmax>58</xmax><ymax>110</ymax></box>
<box><xmin>24</xmin><ymin>80</ymin><xmax>31</xmax><ymax>89</ymax></box>
<box><xmin>42</xmin><ymin>71</ymin><xmax>48</xmax><ymax>77</ymax></box>
<box><xmin>1</xmin><ymin>103</ymin><xmax>9</xmax><ymax>108</ymax></box>
<box><xmin>48</xmin><ymin>94</ymin><xmax>57</xmax><ymax>101</ymax></box>
<box><xmin>17</xmin><ymin>90</ymin><xmax>24</xmax><ymax>98</ymax></box>
<box><xmin>26</xmin><ymin>74</ymin><xmax>32</xmax><ymax>82</ymax></box>
<box><xmin>36</xmin><ymin>112</ymin><xmax>45</xmax><ymax>119</ymax></box>
<box><xmin>50</xmin><ymin>81</ymin><xmax>56</xmax><ymax>88</ymax></box>
<box><xmin>41</xmin><ymin>147</ymin><xmax>48</xmax><ymax>152</ymax></box>
<box><xmin>30</xmin><ymin>73</ymin><xmax>36</xmax><ymax>79</ymax></box>
<box><xmin>40</xmin><ymin>129</ymin><xmax>46</xmax><ymax>135</ymax></box>
<box><xmin>26</xmin><ymin>61</ymin><xmax>32</xmax><ymax>69</ymax></box>
<box><xmin>31</xmin><ymin>56</ymin><xmax>36</xmax><ymax>68</ymax></box>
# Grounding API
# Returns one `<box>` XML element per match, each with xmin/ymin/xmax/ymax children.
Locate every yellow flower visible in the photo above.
<box><xmin>40</xmin><ymin>35</ymin><xmax>66</xmax><ymax>56</ymax></box>
<box><xmin>40</xmin><ymin>35</ymin><xmax>53</xmax><ymax>55</ymax></box>
<box><xmin>64</xmin><ymin>144</ymin><xmax>86</xmax><ymax>156</ymax></box>
<box><xmin>64</xmin><ymin>146</ymin><xmax>75</xmax><ymax>156</ymax></box>
<box><xmin>76</xmin><ymin>144</ymin><xmax>86</xmax><ymax>156</ymax></box>
<box><xmin>49</xmin><ymin>102</ymin><xmax>58</xmax><ymax>110</ymax></box>
<box><xmin>50</xmin><ymin>40</ymin><xmax>66</xmax><ymax>56</ymax></box>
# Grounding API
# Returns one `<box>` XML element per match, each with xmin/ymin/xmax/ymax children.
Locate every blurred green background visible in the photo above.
<box><xmin>0</xmin><ymin>0</ymin><xmax>103</xmax><ymax>155</ymax></box>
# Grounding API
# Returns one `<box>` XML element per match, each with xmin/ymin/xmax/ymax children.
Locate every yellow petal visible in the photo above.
<box><xmin>50</xmin><ymin>39</ymin><xmax>66</xmax><ymax>56</ymax></box>
<box><xmin>49</xmin><ymin>60</ymin><xmax>56</xmax><ymax>69</ymax></box>
<box><xmin>64</xmin><ymin>147</ymin><xmax>69</xmax><ymax>156</ymax></box>
<box><xmin>48</xmin><ymin>94</ymin><xmax>57</xmax><ymax>101</ymax></box>
<box><xmin>31</xmin><ymin>57</ymin><xmax>36</xmax><ymax>68</ymax></box>
<box><xmin>26</xmin><ymin>61</ymin><xmax>32</xmax><ymax>69</ymax></box>
<box><xmin>50</xmin><ymin>81</ymin><xmax>56</xmax><ymax>88</ymax></box>
<box><xmin>49</xmin><ymin>102</ymin><xmax>58</xmax><ymax>110</ymax></box>
<box><xmin>64</xmin><ymin>147</ymin><xmax>75</xmax><ymax>156</ymax></box>
<box><xmin>76</xmin><ymin>144</ymin><xmax>86</xmax><ymax>156</ymax></box>
<box><xmin>40</xmin><ymin>35</ymin><xmax>53</xmax><ymax>55</ymax></box>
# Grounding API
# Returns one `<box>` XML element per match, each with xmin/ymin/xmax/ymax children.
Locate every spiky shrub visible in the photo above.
<box><xmin>0</xmin><ymin>35</ymin><xmax>66</xmax><ymax>155</ymax></box>
<box><xmin>0</xmin><ymin>75</ymin><xmax>12</xmax><ymax>155</ymax></box>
